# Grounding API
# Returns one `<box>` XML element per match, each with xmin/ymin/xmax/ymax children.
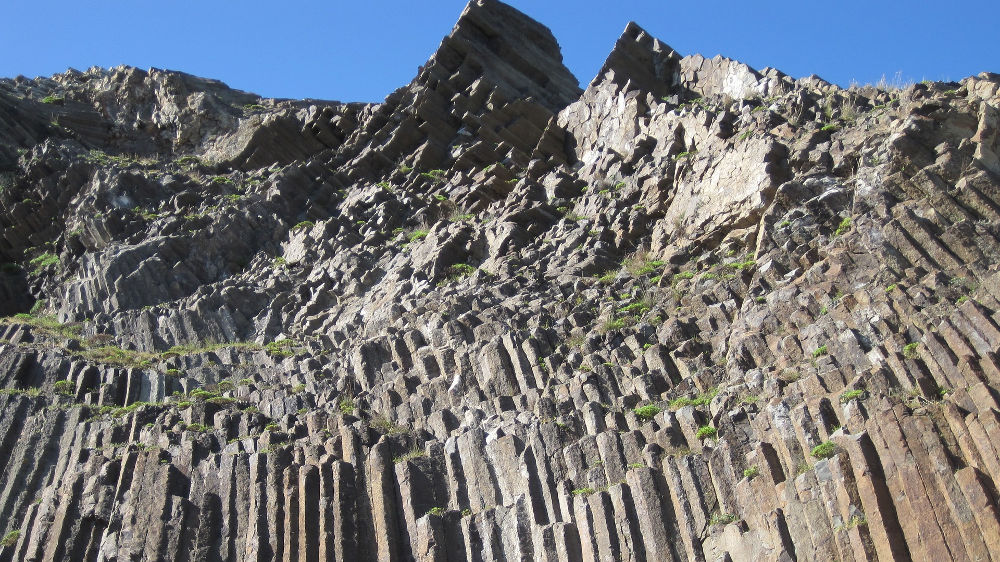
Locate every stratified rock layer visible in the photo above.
<box><xmin>1</xmin><ymin>1</ymin><xmax>1000</xmax><ymax>560</ymax></box>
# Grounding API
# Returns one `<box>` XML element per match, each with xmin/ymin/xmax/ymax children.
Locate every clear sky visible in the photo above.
<box><xmin>2</xmin><ymin>0</ymin><xmax>997</xmax><ymax>103</ymax></box>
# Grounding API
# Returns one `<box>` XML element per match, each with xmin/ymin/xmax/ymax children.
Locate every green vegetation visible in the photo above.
<box><xmin>86</xmin><ymin>401</ymin><xmax>166</xmax><ymax>419</ymax></box>
<box><xmin>372</xmin><ymin>414</ymin><xmax>407</xmax><ymax>435</ymax></box>
<box><xmin>427</xmin><ymin>507</ymin><xmax>445</xmax><ymax>516</ymax></box>
<box><xmin>292</xmin><ymin>220</ymin><xmax>315</xmax><ymax>231</ymax></box>
<box><xmin>173</xmin><ymin>155</ymin><xmax>202</xmax><ymax>168</ymax></box>
<box><xmin>81</xmin><ymin>346</ymin><xmax>153</xmax><ymax>367</ymax></box>
<box><xmin>4</xmin><ymin>314</ymin><xmax>81</xmax><ymax>339</ymax></box>
<box><xmin>338</xmin><ymin>396</ymin><xmax>355</xmax><ymax>415</ymax></box>
<box><xmin>618</xmin><ymin>302</ymin><xmax>650</xmax><ymax>315</ymax></box>
<box><xmin>820</xmin><ymin>124</ymin><xmax>839</xmax><ymax>132</ymax></box>
<box><xmin>41</xmin><ymin>95</ymin><xmax>64</xmax><ymax>104</ymax></box>
<box><xmin>811</xmin><ymin>441</ymin><xmax>837</xmax><ymax>459</ymax></box>
<box><xmin>834</xmin><ymin>514</ymin><xmax>868</xmax><ymax>532</ymax></box>
<box><xmin>903</xmin><ymin>342</ymin><xmax>920</xmax><ymax>359</ymax></box>
<box><xmin>957</xmin><ymin>295</ymin><xmax>970</xmax><ymax>305</ymax></box>
<box><xmin>571</xmin><ymin>487</ymin><xmax>596</xmax><ymax>496</ymax></box>
<box><xmin>393</xmin><ymin>445</ymin><xmax>427</xmax><ymax>464</ymax></box>
<box><xmin>28</xmin><ymin>301</ymin><xmax>46</xmax><ymax>317</ymax></box>
<box><xmin>834</xmin><ymin>217</ymin><xmax>852</xmax><ymax>236</ymax></box>
<box><xmin>696</xmin><ymin>425</ymin><xmax>718</xmax><ymax>440</ymax></box>
<box><xmin>672</xmin><ymin>271</ymin><xmax>694</xmax><ymax>284</ymax></box>
<box><xmin>633</xmin><ymin>404</ymin><xmax>662</xmax><ymax>421</ymax></box>
<box><xmin>1</xmin><ymin>529</ymin><xmax>20</xmax><ymax>547</ymax></box>
<box><xmin>840</xmin><ymin>389</ymin><xmax>865</xmax><ymax>403</ymax></box>
<box><xmin>624</xmin><ymin>254</ymin><xmax>665</xmax><ymax>277</ymax></box>
<box><xmin>134</xmin><ymin>207</ymin><xmax>163</xmax><ymax>221</ymax></box>
<box><xmin>291</xmin><ymin>383</ymin><xmax>306</xmax><ymax>393</ymax></box>
<box><xmin>420</xmin><ymin>169</ymin><xmax>447</xmax><ymax>182</ymax></box>
<box><xmin>2</xmin><ymin>336</ymin><xmax>303</xmax><ymax>370</ymax></box>
<box><xmin>886</xmin><ymin>283</ymin><xmax>898</xmax><ymax>292</ymax></box>
<box><xmin>407</xmin><ymin>229</ymin><xmax>429</xmax><ymax>243</ymax></box>
<box><xmin>0</xmin><ymin>387</ymin><xmax>42</xmax><ymax>398</ymax></box>
<box><xmin>189</xmin><ymin>389</ymin><xmax>219</xmax><ymax>401</ymax></box>
<box><xmin>743</xmin><ymin>466</ymin><xmax>760</xmax><ymax>479</ymax></box>
<box><xmin>673</xmin><ymin>150</ymin><xmax>697</xmax><ymax>161</ymax></box>
<box><xmin>29</xmin><ymin>252</ymin><xmax>59</xmax><ymax>274</ymax></box>
<box><xmin>439</xmin><ymin>263</ymin><xmax>476</xmax><ymax>285</ymax></box>
<box><xmin>598</xmin><ymin>269</ymin><xmax>619</xmax><ymax>284</ymax></box>
<box><xmin>262</xmin><ymin>339</ymin><xmax>296</xmax><ymax>358</ymax></box>
<box><xmin>85</xmin><ymin>150</ymin><xmax>158</xmax><ymax>168</ymax></box>
<box><xmin>812</xmin><ymin>345</ymin><xmax>829</xmax><ymax>358</ymax></box>
<box><xmin>669</xmin><ymin>387</ymin><xmax>718</xmax><ymax>410</ymax></box>
<box><xmin>602</xmin><ymin>317</ymin><xmax>626</xmax><ymax>332</ymax></box>
<box><xmin>726</xmin><ymin>258</ymin><xmax>756</xmax><ymax>271</ymax></box>
<box><xmin>708</xmin><ymin>513</ymin><xmax>737</xmax><ymax>526</ymax></box>
<box><xmin>53</xmin><ymin>380</ymin><xmax>74</xmax><ymax>396</ymax></box>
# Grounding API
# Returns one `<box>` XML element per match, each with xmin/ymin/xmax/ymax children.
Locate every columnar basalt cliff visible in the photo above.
<box><xmin>1</xmin><ymin>1</ymin><xmax>1000</xmax><ymax>560</ymax></box>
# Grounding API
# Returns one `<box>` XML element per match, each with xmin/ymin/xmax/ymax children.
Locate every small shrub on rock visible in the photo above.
<box><xmin>696</xmin><ymin>425</ymin><xmax>717</xmax><ymax>440</ymax></box>
<box><xmin>811</xmin><ymin>441</ymin><xmax>837</xmax><ymax>459</ymax></box>
<box><xmin>633</xmin><ymin>404</ymin><xmax>661</xmax><ymax>421</ymax></box>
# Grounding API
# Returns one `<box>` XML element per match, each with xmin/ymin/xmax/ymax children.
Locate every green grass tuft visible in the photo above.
<box><xmin>840</xmin><ymin>389</ymin><xmax>865</xmax><ymax>403</ymax></box>
<box><xmin>811</xmin><ymin>441</ymin><xmax>837</xmax><ymax>459</ymax></box>
<box><xmin>696</xmin><ymin>425</ymin><xmax>717</xmax><ymax>440</ymax></box>
<box><xmin>834</xmin><ymin>217</ymin><xmax>852</xmax><ymax>236</ymax></box>
<box><xmin>633</xmin><ymin>404</ymin><xmax>661</xmax><ymax>421</ymax></box>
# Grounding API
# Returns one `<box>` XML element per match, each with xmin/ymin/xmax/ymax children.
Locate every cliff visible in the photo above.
<box><xmin>1</xmin><ymin>0</ymin><xmax>1000</xmax><ymax>560</ymax></box>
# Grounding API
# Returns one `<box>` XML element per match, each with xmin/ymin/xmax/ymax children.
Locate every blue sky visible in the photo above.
<box><xmin>2</xmin><ymin>0</ymin><xmax>997</xmax><ymax>103</ymax></box>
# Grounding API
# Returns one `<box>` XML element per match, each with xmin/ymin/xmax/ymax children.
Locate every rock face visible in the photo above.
<box><xmin>1</xmin><ymin>0</ymin><xmax>999</xmax><ymax>560</ymax></box>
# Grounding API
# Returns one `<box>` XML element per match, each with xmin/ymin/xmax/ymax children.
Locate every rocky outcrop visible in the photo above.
<box><xmin>1</xmin><ymin>1</ymin><xmax>999</xmax><ymax>560</ymax></box>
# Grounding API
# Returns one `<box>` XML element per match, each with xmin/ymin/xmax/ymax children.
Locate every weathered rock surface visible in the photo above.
<box><xmin>1</xmin><ymin>0</ymin><xmax>999</xmax><ymax>560</ymax></box>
